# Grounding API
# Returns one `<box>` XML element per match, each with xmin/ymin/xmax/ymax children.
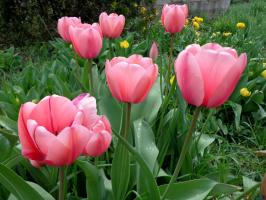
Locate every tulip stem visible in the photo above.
<box><xmin>109</xmin><ymin>39</ymin><xmax>113</xmax><ymax>59</ymax></box>
<box><xmin>161</xmin><ymin>107</ymin><xmax>201</xmax><ymax>200</ymax></box>
<box><xmin>58</xmin><ymin>167</ymin><xmax>65</xmax><ymax>200</ymax></box>
<box><xmin>166</xmin><ymin>34</ymin><xmax>174</xmax><ymax>95</ymax></box>
<box><xmin>88</xmin><ymin>59</ymin><xmax>93</xmax><ymax>95</ymax></box>
<box><xmin>123</xmin><ymin>103</ymin><xmax>131</xmax><ymax>139</ymax></box>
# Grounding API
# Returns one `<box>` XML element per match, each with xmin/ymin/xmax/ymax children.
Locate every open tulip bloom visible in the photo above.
<box><xmin>57</xmin><ymin>16</ymin><xmax>81</xmax><ymax>42</ymax></box>
<box><xmin>174</xmin><ymin>43</ymin><xmax>247</xmax><ymax>108</ymax></box>
<box><xmin>18</xmin><ymin>94</ymin><xmax>112</xmax><ymax>167</ymax></box>
<box><xmin>105</xmin><ymin>54</ymin><xmax>158</xmax><ymax>104</ymax></box>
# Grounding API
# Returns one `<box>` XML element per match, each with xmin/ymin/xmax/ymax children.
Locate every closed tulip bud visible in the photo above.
<box><xmin>161</xmin><ymin>4</ymin><xmax>188</xmax><ymax>34</ymax></box>
<box><xmin>69</xmin><ymin>23</ymin><xmax>103</xmax><ymax>59</ymax></box>
<box><xmin>149</xmin><ymin>42</ymin><xmax>159</xmax><ymax>61</ymax></box>
<box><xmin>99</xmin><ymin>12</ymin><xmax>125</xmax><ymax>39</ymax></box>
<box><xmin>174</xmin><ymin>43</ymin><xmax>247</xmax><ymax>108</ymax></box>
<box><xmin>105</xmin><ymin>55</ymin><xmax>158</xmax><ymax>103</ymax></box>
<box><xmin>57</xmin><ymin>17</ymin><xmax>81</xmax><ymax>42</ymax></box>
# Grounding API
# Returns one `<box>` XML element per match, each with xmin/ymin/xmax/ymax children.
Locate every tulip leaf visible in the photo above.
<box><xmin>134</xmin><ymin>119</ymin><xmax>159</xmax><ymax>194</ymax></box>
<box><xmin>76</xmin><ymin>160</ymin><xmax>106</xmax><ymax>200</ymax></box>
<box><xmin>0</xmin><ymin>163</ymin><xmax>45</xmax><ymax>200</ymax></box>
<box><xmin>157</xmin><ymin>179</ymin><xmax>239</xmax><ymax>200</ymax></box>
<box><xmin>132</xmin><ymin>80</ymin><xmax>162</xmax><ymax>123</ymax></box>
<box><xmin>98</xmin><ymin>86</ymin><xmax>123</xmax><ymax>134</ymax></box>
<box><xmin>112</xmin><ymin>129</ymin><xmax>160</xmax><ymax>200</ymax></box>
<box><xmin>111</xmin><ymin>142</ymin><xmax>130</xmax><ymax>200</ymax></box>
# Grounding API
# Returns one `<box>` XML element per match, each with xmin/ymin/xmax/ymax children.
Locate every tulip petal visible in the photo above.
<box><xmin>164</xmin><ymin>6</ymin><xmax>186</xmax><ymax>33</ymax></box>
<box><xmin>175</xmin><ymin>51</ymin><xmax>204</xmax><ymax>106</ymax></box>
<box><xmin>207</xmin><ymin>53</ymin><xmax>247</xmax><ymax>107</ymax></box>
<box><xmin>29</xmin><ymin>95</ymin><xmax>77</xmax><ymax>134</ymax></box>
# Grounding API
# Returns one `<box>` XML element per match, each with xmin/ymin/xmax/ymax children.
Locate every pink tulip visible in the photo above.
<box><xmin>149</xmin><ymin>42</ymin><xmax>159</xmax><ymax>61</ymax></box>
<box><xmin>72</xmin><ymin>93</ymin><xmax>112</xmax><ymax>157</ymax></box>
<box><xmin>161</xmin><ymin>4</ymin><xmax>188</xmax><ymax>34</ymax></box>
<box><xmin>105</xmin><ymin>55</ymin><xmax>158</xmax><ymax>103</ymax></box>
<box><xmin>57</xmin><ymin>17</ymin><xmax>81</xmax><ymax>42</ymax></box>
<box><xmin>69</xmin><ymin>23</ymin><xmax>103</xmax><ymax>59</ymax></box>
<box><xmin>99</xmin><ymin>12</ymin><xmax>125</xmax><ymax>39</ymax></box>
<box><xmin>174</xmin><ymin>43</ymin><xmax>247</xmax><ymax>108</ymax></box>
<box><xmin>18</xmin><ymin>94</ymin><xmax>112</xmax><ymax>167</ymax></box>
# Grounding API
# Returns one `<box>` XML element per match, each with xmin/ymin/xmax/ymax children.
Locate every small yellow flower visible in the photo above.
<box><xmin>120</xmin><ymin>40</ymin><xmax>130</xmax><ymax>49</ymax></box>
<box><xmin>263</xmin><ymin>63</ymin><xmax>266</xmax><ymax>68</ymax></box>
<box><xmin>193</xmin><ymin>21</ymin><xmax>200</xmax><ymax>30</ymax></box>
<box><xmin>211</xmin><ymin>32</ymin><xmax>217</xmax><ymax>37</ymax></box>
<box><xmin>193</xmin><ymin>16</ymin><xmax>203</xmax><ymax>23</ymax></box>
<box><xmin>185</xmin><ymin>19</ymin><xmax>189</xmax><ymax>25</ymax></box>
<box><xmin>223</xmin><ymin>32</ymin><xmax>232</xmax><ymax>37</ymax></box>
<box><xmin>236</xmin><ymin>22</ymin><xmax>246</xmax><ymax>29</ymax></box>
<box><xmin>261</xmin><ymin>70</ymin><xmax>266</xmax><ymax>78</ymax></box>
<box><xmin>140</xmin><ymin>6</ymin><xmax>147</xmax><ymax>14</ymax></box>
<box><xmin>170</xmin><ymin>76</ymin><xmax>175</xmax><ymax>85</ymax></box>
<box><xmin>240</xmin><ymin>88</ymin><xmax>251</xmax><ymax>97</ymax></box>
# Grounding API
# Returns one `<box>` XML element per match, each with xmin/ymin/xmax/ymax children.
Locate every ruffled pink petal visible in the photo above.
<box><xmin>185</xmin><ymin>44</ymin><xmax>201</xmax><ymax>55</ymax></box>
<box><xmin>202</xmin><ymin>43</ymin><xmax>222</xmax><ymax>50</ymax></box>
<box><xmin>174</xmin><ymin>51</ymin><xmax>204</xmax><ymax>106</ymax></box>
<box><xmin>18</xmin><ymin>103</ymin><xmax>42</xmax><ymax>160</ymax></box>
<box><xmin>57</xmin><ymin>125</ymin><xmax>92</xmax><ymax>164</ymax></box>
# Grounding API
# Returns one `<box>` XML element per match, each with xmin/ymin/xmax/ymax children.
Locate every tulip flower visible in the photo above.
<box><xmin>105</xmin><ymin>54</ymin><xmax>158</xmax><ymax>104</ymax></box>
<box><xmin>161</xmin><ymin>4</ymin><xmax>188</xmax><ymax>34</ymax></box>
<box><xmin>72</xmin><ymin>93</ymin><xmax>112</xmax><ymax>157</ymax></box>
<box><xmin>57</xmin><ymin>17</ymin><xmax>81</xmax><ymax>42</ymax></box>
<box><xmin>174</xmin><ymin>43</ymin><xmax>247</xmax><ymax>108</ymax></box>
<box><xmin>99</xmin><ymin>12</ymin><xmax>125</xmax><ymax>39</ymax></box>
<box><xmin>69</xmin><ymin>23</ymin><xmax>103</xmax><ymax>59</ymax></box>
<box><xmin>18</xmin><ymin>94</ymin><xmax>112</xmax><ymax>167</ymax></box>
<box><xmin>149</xmin><ymin>42</ymin><xmax>159</xmax><ymax>61</ymax></box>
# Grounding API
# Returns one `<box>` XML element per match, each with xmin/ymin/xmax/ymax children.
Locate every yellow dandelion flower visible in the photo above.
<box><xmin>236</xmin><ymin>22</ymin><xmax>246</xmax><ymax>29</ymax></box>
<box><xmin>193</xmin><ymin>16</ymin><xmax>203</xmax><ymax>23</ymax></box>
<box><xmin>193</xmin><ymin>21</ymin><xmax>200</xmax><ymax>30</ymax></box>
<box><xmin>261</xmin><ymin>70</ymin><xmax>266</xmax><ymax>78</ymax></box>
<box><xmin>120</xmin><ymin>40</ymin><xmax>129</xmax><ymax>49</ymax></box>
<box><xmin>223</xmin><ymin>32</ymin><xmax>232</xmax><ymax>37</ymax></box>
<box><xmin>170</xmin><ymin>76</ymin><xmax>175</xmax><ymax>85</ymax></box>
<box><xmin>240</xmin><ymin>88</ymin><xmax>251</xmax><ymax>97</ymax></box>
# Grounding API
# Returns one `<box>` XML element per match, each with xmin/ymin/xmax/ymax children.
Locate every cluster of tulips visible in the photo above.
<box><xmin>17</xmin><ymin>3</ymin><xmax>247</xmax><ymax>199</ymax></box>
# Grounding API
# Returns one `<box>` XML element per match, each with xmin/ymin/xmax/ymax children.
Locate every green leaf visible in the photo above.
<box><xmin>194</xmin><ymin>133</ymin><xmax>215</xmax><ymax>156</ymax></box>
<box><xmin>132</xmin><ymin>80</ymin><xmax>162</xmax><ymax>123</ymax></box>
<box><xmin>0</xmin><ymin>163</ymin><xmax>45</xmax><ymax>200</ymax></box>
<box><xmin>228</xmin><ymin>102</ymin><xmax>242</xmax><ymax>130</ymax></box>
<box><xmin>111</xmin><ymin>143</ymin><xmax>130</xmax><ymax>200</ymax></box>
<box><xmin>158</xmin><ymin>179</ymin><xmax>239</xmax><ymax>200</ymax></box>
<box><xmin>76</xmin><ymin>160</ymin><xmax>106</xmax><ymax>200</ymax></box>
<box><xmin>134</xmin><ymin>120</ymin><xmax>159</xmax><ymax>195</ymax></box>
<box><xmin>0</xmin><ymin>115</ymin><xmax>18</xmax><ymax>133</ymax></box>
<box><xmin>98</xmin><ymin>86</ymin><xmax>122</xmax><ymax>134</ymax></box>
<box><xmin>112</xmin><ymin>129</ymin><xmax>160</xmax><ymax>200</ymax></box>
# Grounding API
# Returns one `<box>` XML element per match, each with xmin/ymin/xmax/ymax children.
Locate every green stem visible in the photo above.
<box><xmin>166</xmin><ymin>34</ymin><xmax>174</xmax><ymax>95</ymax></box>
<box><xmin>109</xmin><ymin>39</ymin><xmax>113</xmax><ymax>59</ymax></box>
<box><xmin>58</xmin><ymin>167</ymin><xmax>65</xmax><ymax>200</ymax></box>
<box><xmin>88</xmin><ymin>59</ymin><xmax>93</xmax><ymax>95</ymax></box>
<box><xmin>161</xmin><ymin>107</ymin><xmax>201</xmax><ymax>200</ymax></box>
<box><xmin>123</xmin><ymin>103</ymin><xmax>131</xmax><ymax>139</ymax></box>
